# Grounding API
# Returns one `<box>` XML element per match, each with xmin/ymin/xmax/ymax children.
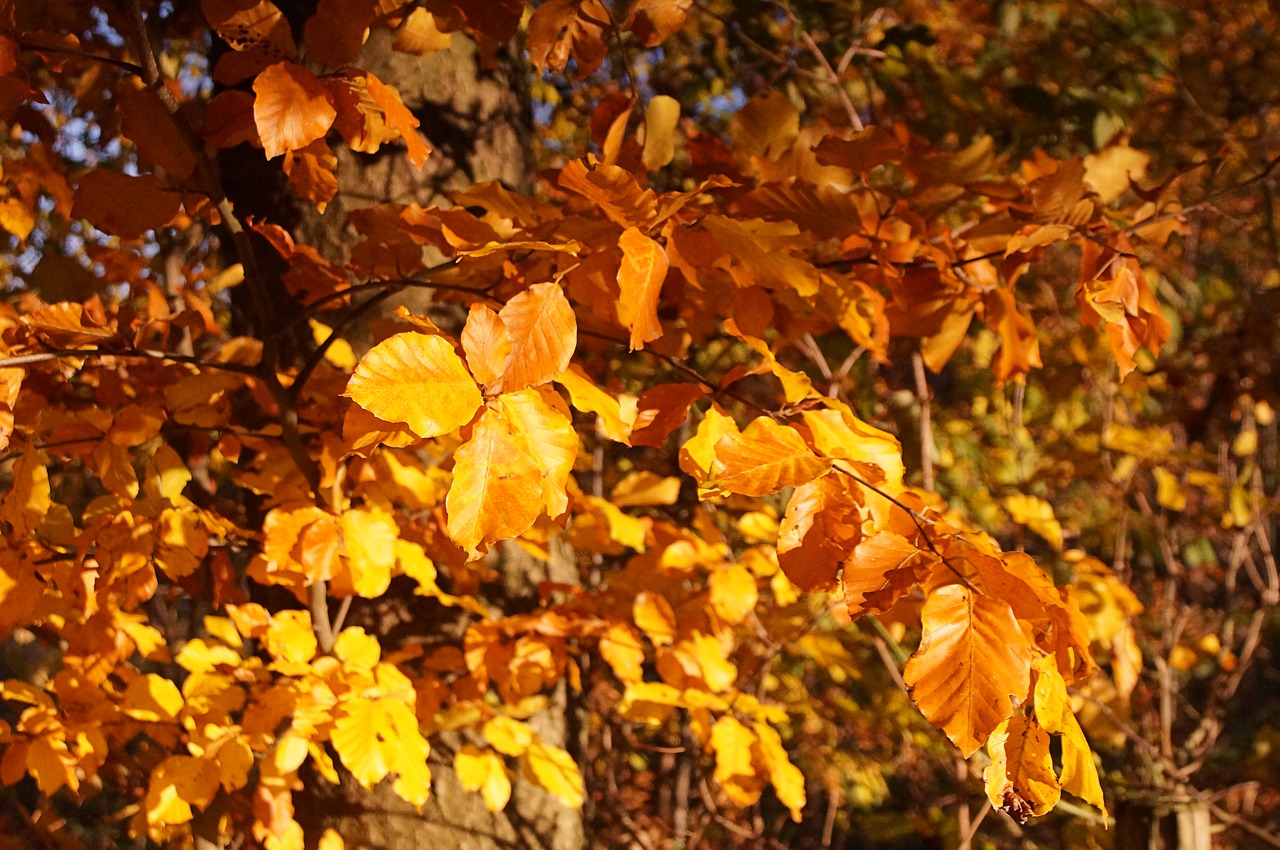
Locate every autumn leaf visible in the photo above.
<box><xmin>494</xmin><ymin>388</ymin><xmax>578</xmax><ymax>519</ymax></box>
<box><xmin>455</xmin><ymin>745</ymin><xmax>512</xmax><ymax>812</ymax></box>
<box><xmin>706</xmin><ymin>417</ymin><xmax>832</xmax><ymax>497</ymax></box>
<box><xmin>445</xmin><ymin>400</ymin><xmax>545</xmax><ymax>559</ymax></box>
<box><xmin>983</xmin><ymin>715</ymin><xmax>1060</xmax><ymax>823</ymax></box>
<box><xmin>843</xmin><ymin>530</ymin><xmax>936</xmax><ymax>618</ymax></box>
<box><xmin>626</xmin><ymin>0</ymin><xmax>692</xmax><ymax>47</ymax></box>
<box><xmin>523</xmin><ymin>739</ymin><xmax>584</xmax><ymax>809</ymax></box>
<box><xmin>462</xmin><ymin>303</ymin><xmax>512</xmax><ymax>391</ymax></box>
<box><xmin>364</xmin><ymin>72</ymin><xmax>432</xmax><ymax>168</ymax></box>
<box><xmin>617</xmin><ymin>227</ymin><xmax>668</xmax><ymax>350</ymax></box>
<box><xmin>490</xmin><ymin>283</ymin><xmax>578</xmax><ymax>394</ymax></box>
<box><xmin>73</xmin><ymin>170</ymin><xmax>181</xmax><ymax>240</ymax></box>
<box><xmin>903</xmin><ymin>585</ymin><xmax>1032</xmax><ymax>757</ymax></box>
<box><xmin>344</xmin><ymin>332</ymin><xmax>482</xmax><ymax>439</ymax></box>
<box><xmin>146</xmin><ymin>756</ymin><xmax>220</xmax><ymax>825</ymax></box>
<box><xmin>253</xmin><ymin>61</ymin><xmax>338</xmax><ymax>159</ymax></box>
<box><xmin>777</xmin><ymin>474</ymin><xmax>863</xmax><ymax>592</ymax></box>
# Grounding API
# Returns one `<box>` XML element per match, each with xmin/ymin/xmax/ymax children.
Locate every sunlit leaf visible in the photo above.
<box><xmin>344</xmin><ymin>332</ymin><xmax>482</xmax><ymax>439</ymax></box>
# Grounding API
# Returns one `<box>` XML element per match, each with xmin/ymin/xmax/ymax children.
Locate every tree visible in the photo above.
<box><xmin>0</xmin><ymin>2</ymin><xmax>1278</xmax><ymax>849</ymax></box>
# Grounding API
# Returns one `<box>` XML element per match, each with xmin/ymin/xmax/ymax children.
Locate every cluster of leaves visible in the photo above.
<box><xmin>1</xmin><ymin>1</ymin><xmax>1277</xmax><ymax>849</ymax></box>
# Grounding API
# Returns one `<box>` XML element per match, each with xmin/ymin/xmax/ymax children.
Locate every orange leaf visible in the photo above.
<box><xmin>364</xmin><ymin>72</ymin><xmax>431</xmax><ymax>168</ymax></box>
<box><xmin>617</xmin><ymin>227</ymin><xmax>668</xmax><ymax>350</ymax></box>
<box><xmin>903</xmin><ymin>585</ymin><xmax>1032</xmax><ymax>757</ymax></box>
<box><xmin>527</xmin><ymin>0</ymin><xmax>610</xmax><ymax>75</ymax></box>
<box><xmin>462</xmin><ymin>303</ymin><xmax>512</xmax><ymax>391</ymax></box>
<box><xmin>625</xmin><ymin>0</ymin><xmax>692</xmax><ymax>47</ymax></box>
<box><xmin>843</xmin><ymin>529</ymin><xmax>937</xmax><ymax>617</ymax></box>
<box><xmin>283</xmin><ymin>139</ymin><xmax>338</xmax><ymax>211</ymax></box>
<box><xmin>777</xmin><ymin>474</ymin><xmax>863</xmax><ymax>592</ymax></box>
<box><xmin>253</xmin><ymin>61</ymin><xmax>337</xmax><ymax>160</ymax></box>
<box><xmin>202</xmin><ymin>0</ymin><xmax>297</xmax><ymax>57</ymax></box>
<box><xmin>445</xmin><ymin>401</ymin><xmax>544</xmax><ymax>559</ymax></box>
<box><xmin>73</xmin><ymin>170</ymin><xmax>181</xmax><ymax>240</ymax></box>
<box><xmin>303</xmin><ymin>0</ymin><xmax>376</xmax><ymax>67</ymax></box>
<box><xmin>491</xmin><ymin>283</ymin><xmax>577</xmax><ymax>394</ymax></box>
<box><xmin>344</xmin><ymin>332</ymin><xmax>482</xmax><ymax>439</ymax></box>
<box><xmin>709</xmin><ymin>417</ymin><xmax>832</xmax><ymax>497</ymax></box>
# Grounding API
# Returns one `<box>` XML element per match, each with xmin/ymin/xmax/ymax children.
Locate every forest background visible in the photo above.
<box><xmin>0</xmin><ymin>1</ymin><xmax>1278</xmax><ymax>849</ymax></box>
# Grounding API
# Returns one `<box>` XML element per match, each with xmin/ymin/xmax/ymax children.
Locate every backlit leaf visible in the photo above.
<box><xmin>491</xmin><ymin>283</ymin><xmax>577</xmax><ymax>394</ymax></box>
<box><xmin>455</xmin><ymin>745</ymin><xmax>512</xmax><ymax>812</ymax></box>
<box><xmin>903</xmin><ymin>585</ymin><xmax>1032</xmax><ymax>757</ymax></box>
<box><xmin>446</xmin><ymin>400</ymin><xmax>544</xmax><ymax>559</ymax></box>
<box><xmin>708</xmin><ymin>417</ymin><xmax>832</xmax><ymax>497</ymax></box>
<box><xmin>344</xmin><ymin>332</ymin><xmax>482</xmax><ymax>439</ymax></box>
<box><xmin>462</xmin><ymin>303</ymin><xmax>512</xmax><ymax>391</ymax></box>
<box><xmin>983</xmin><ymin>715</ymin><xmax>1060</xmax><ymax>823</ymax></box>
<box><xmin>523</xmin><ymin>739</ymin><xmax>584</xmax><ymax>809</ymax></box>
<box><xmin>253</xmin><ymin>61</ymin><xmax>337</xmax><ymax>159</ymax></box>
<box><xmin>617</xmin><ymin>227</ymin><xmax>668</xmax><ymax>350</ymax></box>
<box><xmin>494</xmin><ymin>388</ymin><xmax>578</xmax><ymax>519</ymax></box>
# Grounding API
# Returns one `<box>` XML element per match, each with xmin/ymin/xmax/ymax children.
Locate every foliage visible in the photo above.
<box><xmin>0</xmin><ymin>1</ymin><xmax>1278</xmax><ymax>849</ymax></box>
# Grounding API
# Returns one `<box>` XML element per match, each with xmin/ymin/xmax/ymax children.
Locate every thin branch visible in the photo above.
<box><xmin>16</xmin><ymin>38</ymin><xmax>145</xmax><ymax>75</ymax></box>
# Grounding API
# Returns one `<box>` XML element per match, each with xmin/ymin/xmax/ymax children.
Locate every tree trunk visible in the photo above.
<box><xmin>223</xmin><ymin>24</ymin><xmax>582</xmax><ymax>850</ymax></box>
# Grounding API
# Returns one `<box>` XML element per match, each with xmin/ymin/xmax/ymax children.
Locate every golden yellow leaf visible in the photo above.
<box><xmin>175</xmin><ymin>638</ymin><xmax>242</xmax><ymax>673</ymax></box>
<box><xmin>483</xmin><ymin>716</ymin><xmax>535</xmax><ymax>757</ymax></box>
<box><xmin>709</xmin><ymin>715</ymin><xmax>764</xmax><ymax>805</ymax></box>
<box><xmin>122</xmin><ymin>674</ymin><xmax>184</xmax><ymax>723</ymax></box>
<box><xmin>633</xmin><ymin>591</ymin><xmax>677</xmax><ymax>647</ymax></box>
<box><xmin>801</xmin><ymin>406</ymin><xmax>905</xmax><ymax>491</ymax></box>
<box><xmin>1059</xmin><ymin>712</ymin><xmax>1106</xmax><ymax>816</ymax></box>
<box><xmin>265</xmin><ymin>610</ymin><xmax>317</xmax><ymax>666</ymax></box>
<box><xmin>331</xmin><ymin>698</ymin><xmax>390</xmax><ymax>788</ymax></box>
<box><xmin>984</xmin><ymin>715</ymin><xmax>1060</xmax><ymax>822</ymax></box>
<box><xmin>690</xmin><ymin>632</ymin><xmax>737</xmax><ymax>693</ymax></box>
<box><xmin>393</xmin><ymin>8</ymin><xmax>452</xmax><ymax>55</ymax></box>
<box><xmin>617</xmin><ymin>227</ymin><xmax>668</xmax><ymax>350</ymax></box>
<box><xmin>618</xmin><ymin>681</ymin><xmax>683</xmax><ymax>724</ymax></box>
<box><xmin>344</xmin><ymin>332</ymin><xmax>482</xmax><ymax>439</ymax></box>
<box><xmin>318</xmin><ymin>828</ymin><xmax>345</xmax><ymax>850</ymax></box>
<box><xmin>522</xmin><ymin>739</ymin><xmax>584</xmax><ymax>809</ymax></box>
<box><xmin>455</xmin><ymin>745</ymin><xmax>512</xmax><ymax>812</ymax></box>
<box><xmin>903</xmin><ymin>585</ymin><xmax>1032</xmax><ymax>757</ymax></box>
<box><xmin>253</xmin><ymin>61</ymin><xmax>336</xmax><ymax>159</ymax></box>
<box><xmin>491</xmin><ymin>283</ymin><xmax>577</xmax><ymax>394</ymax></box>
<box><xmin>708</xmin><ymin>563</ymin><xmax>758</xmax><ymax>625</ymax></box>
<box><xmin>0</xmin><ymin>442</ymin><xmax>49</xmax><ymax>537</ymax></box>
<box><xmin>599</xmin><ymin>623</ymin><xmax>646</xmax><ymax>682</ymax></box>
<box><xmin>678</xmin><ymin>405</ymin><xmax>736</xmax><ymax>483</ymax></box>
<box><xmin>1153</xmin><ymin>466</ymin><xmax>1186</xmax><ymax>511</ymax></box>
<box><xmin>145</xmin><ymin>755</ymin><xmax>220</xmax><ymax>825</ymax></box>
<box><xmin>495</xmin><ymin>388</ymin><xmax>578</xmax><ymax>519</ymax></box>
<box><xmin>708</xmin><ymin>417</ymin><xmax>832</xmax><ymax>497</ymax></box>
<box><xmin>753</xmin><ymin>721</ymin><xmax>806</xmax><ymax>822</ymax></box>
<box><xmin>554</xmin><ymin>365</ymin><xmax>635</xmax><ymax>443</ymax></box>
<box><xmin>1004</xmin><ymin>494</ymin><xmax>1064</xmax><ymax>550</ymax></box>
<box><xmin>642</xmin><ymin>95</ymin><xmax>681</xmax><ymax>170</ymax></box>
<box><xmin>611</xmin><ymin>471</ymin><xmax>681</xmax><ymax>506</ymax></box>
<box><xmin>333</xmin><ymin>627</ymin><xmax>381</xmax><ymax>670</ymax></box>
<box><xmin>445</xmin><ymin>400</ymin><xmax>544</xmax><ymax>560</ymax></box>
<box><xmin>340</xmin><ymin>506</ymin><xmax>399</xmax><ymax>597</ymax></box>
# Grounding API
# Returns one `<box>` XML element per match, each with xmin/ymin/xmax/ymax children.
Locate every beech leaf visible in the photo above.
<box><xmin>344</xmin><ymin>332</ymin><xmax>482</xmax><ymax>439</ymax></box>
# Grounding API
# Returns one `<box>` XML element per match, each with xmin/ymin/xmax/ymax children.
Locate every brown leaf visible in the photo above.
<box><xmin>625</xmin><ymin>0</ymin><xmax>692</xmax><ymax>47</ymax></box>
<box><xmin>73</xmin><ymin>170</ymin><xmax>181</xmax><ymax>240</ymax></box>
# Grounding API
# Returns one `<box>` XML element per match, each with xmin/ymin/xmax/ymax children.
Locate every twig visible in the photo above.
<box><xmin>912</xmin><ymin>350</ymin><xmax>934</xmax><ymax>491</ymax></box>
